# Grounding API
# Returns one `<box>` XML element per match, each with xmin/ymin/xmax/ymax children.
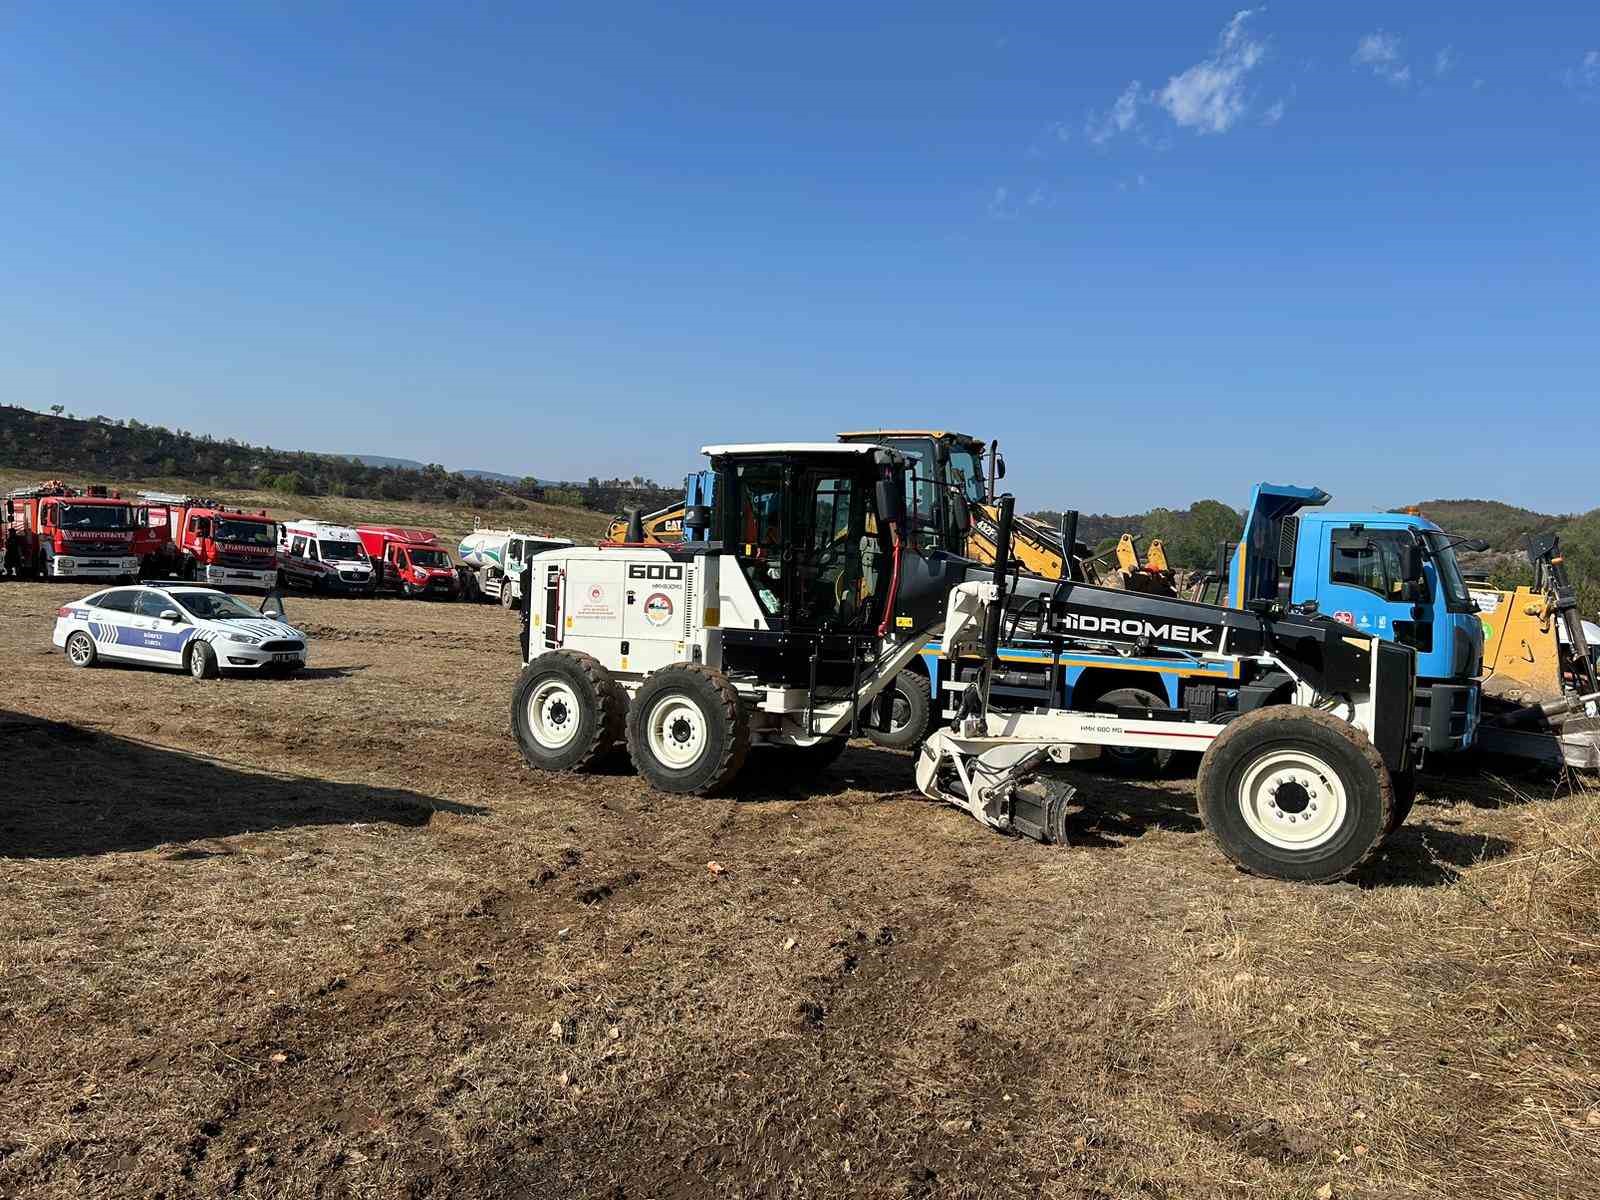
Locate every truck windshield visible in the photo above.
<box><xmin>60</xmin><ymin>504</ymin><xmax>131</xmax><ymax>530</ymax></box>
<box><xmin>410</xmin><ymin>548</ymin><xmax>450</xmax><ymax>568</ymax></box>
<box><xmin>1423</xmin><ymin>531</ymin><xmax>1476</xmax><ymax>613</ymax></box>
<box><xmin>215</xmin><ymin>518</ymin><xmax>275</xmax><ymax>546</ymax></box>
<box><xmin>319</xmin><ymin>539</ymin><xmax>365</xmax><ymax>561</ymax></box>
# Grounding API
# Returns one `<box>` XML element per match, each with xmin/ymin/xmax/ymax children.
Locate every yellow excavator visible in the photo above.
<box><xmin>1467</xmin><ymin>534</ymin><xmax>1600</xmax><ymax>768</ymax></box>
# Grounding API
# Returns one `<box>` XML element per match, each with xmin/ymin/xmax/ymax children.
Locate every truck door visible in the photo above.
<box><xmin>1319</xmin><ymin>525</ymin><xmax>1439</xmax><ymax>667</ymax></box>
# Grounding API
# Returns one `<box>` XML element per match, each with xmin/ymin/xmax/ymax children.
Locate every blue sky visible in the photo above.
<box><xmin>1</xmin><ymin>3</ymin><xmax>1596</xmax><ymax>513</ymax></box>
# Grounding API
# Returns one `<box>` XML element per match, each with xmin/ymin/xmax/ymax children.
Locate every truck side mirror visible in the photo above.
<box><xmin>1464</xmin><ymin>538</ymin><xmax>1490</xmax><ymax>553</ymax></box>
<box><xmin>994</xmin><ymin>453</ymin><xmax>1006</xmax><ymax>480</ymax></box>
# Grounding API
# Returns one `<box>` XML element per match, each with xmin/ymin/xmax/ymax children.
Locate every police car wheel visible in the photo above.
<box><xmin>1197</xmin><ymin>705</ymin><xmax>1391</xmax><ymax>883</ymax></box>
<box><xmin>65</xmin><ymin>631</ymin><xmax>98</xmax><ymax>668</ymax></box>
<box><xmin>511</xmin><ymin>651</ymin><xmax>626</xmax><ymax>772</ymax></box>
<box><xmin>188</xmin><ymin>642</ymin><xmax>220</xmax><ymax>680</ymax></box>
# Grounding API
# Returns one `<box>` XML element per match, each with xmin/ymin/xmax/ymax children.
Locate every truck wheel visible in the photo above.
<box><xmin>511</xmin><ymin>651</ymin><xmax>627</xmax><ymax>772</ymax></box>
<box><xmin>1196</xmin><ymin>705</ymin><xmax>1392</xmax><ymax>883</ymax></box>
<box><xmin>500</xmin><ymin>582</ymin><xmax>517</xmax><ymax>610</ymax></box>
<box><xmin>187</xmin><ymin>641</ymin><xmax>220</xmax><ymax>680</ymax></box>
<box><xmin>865</xmin><ymin>672</ymin><xmax>931</xmax><ymax>750</ymax></box>
<box><xmin>1093</xmin><ymin>687</ymin><xmax>1177</xmax><ymax>775</ymax></box>
<box><xmin>627</xmin><ymin>664</ymin><xmax>749</xmax><ymax>795</ymax></box>
<box><xmin>65</xmin><ymin>631</ymin><xmax>98</xmax><ymax>668</ymax></box>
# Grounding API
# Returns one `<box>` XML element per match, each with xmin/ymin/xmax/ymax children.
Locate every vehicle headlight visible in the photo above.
<box><xmin>222</xmin><ymin>631</ymin><xmax>262</xmax><ymax>645</ymax></box>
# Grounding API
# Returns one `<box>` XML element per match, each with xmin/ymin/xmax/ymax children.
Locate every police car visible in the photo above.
<box><xmin>53</xmin><ymin>583</ymin><xmax>309</xmax><ymax>678</ymax></box>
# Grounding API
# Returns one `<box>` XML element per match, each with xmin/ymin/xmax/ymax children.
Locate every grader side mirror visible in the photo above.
<box><xmin>876</xmin><ymin>476</ymin><xmax>906</xmax><ymax>527</ymax></box>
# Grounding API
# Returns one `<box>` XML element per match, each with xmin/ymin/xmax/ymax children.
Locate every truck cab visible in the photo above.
<box><xmin>137</xmin><ymin>493</ymin><xmax>278</xmax><ymax>589</ymax></box>
<box><xmin>1229</xmin><ymin>484</ymin><xmax>1482</xmax><ymax>755</ymax></box>
<box><xmin>4</xmin><ymin>482</ymin><xmax>141</xmax><ymax>581</ymax></box>
<box><xmin>356</xmin><ymin>526</ymin><xmax>462</xmax><ymax>599</ymax></box>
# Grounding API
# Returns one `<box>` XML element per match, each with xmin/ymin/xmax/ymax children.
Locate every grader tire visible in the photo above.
<box><xmin>1386</xmin><ymin>767</ymin><xmax>1418</xmax><ymax>837</ymax></box>
<box><xmin>627</xmin><ymin>664</ymin><xmax>749</xmax><ymax>795</ymax></box>
<box><xmin>512</xmin><ymin>651</ymin><xmax>627</xmax><ymax>772</ymax></box>
<box><xmin>1196</xmin><ymin>705</ymin><xmax>1392</xmax><ymax>883</ymax></box>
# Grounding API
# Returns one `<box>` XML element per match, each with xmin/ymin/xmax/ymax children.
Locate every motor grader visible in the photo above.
<box><xmin>513</xmin><ymin>441</ymin><xmax>1416</xmax><ymax>883</ymax></box>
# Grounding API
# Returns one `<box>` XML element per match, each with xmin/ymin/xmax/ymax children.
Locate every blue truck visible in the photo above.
<box><xmin>914</xmin><ymin>483</ymin><xmax>1482</xmax><ymax>769</ymax></box>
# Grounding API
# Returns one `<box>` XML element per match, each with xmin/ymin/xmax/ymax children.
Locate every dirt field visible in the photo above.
<box><xmin>2</xmin><ymin>581</ymin><xmax>1597</xmax><ymax>1199</ymax></box>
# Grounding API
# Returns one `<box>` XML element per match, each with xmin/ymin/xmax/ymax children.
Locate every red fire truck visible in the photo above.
<box><xmin>355</xmin><ymin>525</ymin><xmax>468</xmax><ymax>599</ymax></box>
<box><xmin>3</xmin><ymin>481</ymin><xmax>142</xmax><ymax>581</ymax></box>
<box><xmin>136</xmin><ymin>492</ymin><xmax>280</xmax><ymax>590</ymax></box>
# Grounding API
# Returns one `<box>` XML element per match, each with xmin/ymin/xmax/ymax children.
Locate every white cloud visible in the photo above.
<box><xmin>1353</xmin><ymin>31</ymin><xmax>1411</xmax><ymax>86</ymax></box>
<box><xmin>986</xmin><ymin>185</ymin><xmax>1013</xmax><ymax>219</ymax></box>
<box><xmin>1085</xmin><ymin>80</ymin><xmax>1143</xmax><ymax>145</ymax></box>
<box><xmin>1261</xmin><ymin>98</ymin><xmax>1286</xmax><ymax>126</ymax></box>
<box><xmin>1567</xmin><ymin>49</ymin><xmax>1599</xmax><ymax>96</ymax></box>
<box><xmin>1435</xmin><ymin>45</ymin><xmax>1457</xmax><ymax>78</ymax></box>
<box><xmin>1156</xmin><ymin>8</ymin><xmax>1269</xmax><ymax>134</ymax></box>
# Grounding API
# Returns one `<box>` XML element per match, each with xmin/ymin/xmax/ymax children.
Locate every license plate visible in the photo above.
<box><xmin>272</xmin><ymin>653</ymin><xmax>299</xmax><ymax>664</ymax></box>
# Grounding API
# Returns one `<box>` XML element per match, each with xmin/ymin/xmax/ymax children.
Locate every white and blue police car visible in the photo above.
<box><xmin>53</xmin><ymin>583</ymin><xmax>309</xmax><ymax>679</ymax></box>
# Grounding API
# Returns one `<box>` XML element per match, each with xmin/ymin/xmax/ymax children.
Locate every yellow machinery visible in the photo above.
<box><xmin>1469</xmin><ymin>534</ymin><xmax>1600</xmax><ymax>768</ymax></box>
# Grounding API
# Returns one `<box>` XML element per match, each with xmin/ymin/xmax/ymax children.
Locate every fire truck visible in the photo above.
<box><xmin>355</xmin><ymin>525</ymin><xmax>467</xmax><ymax>599</ymax></box>
<box><xmin>4</xmin><ymin>481</ymin><xmax>141</xmax><ymax>581</ymax></box>
<box><xmin>136</xmin><ymin>492</ymin><xmax>280</xmax><ymax>590</ymax></box>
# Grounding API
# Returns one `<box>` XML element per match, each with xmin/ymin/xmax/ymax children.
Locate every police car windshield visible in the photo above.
<box><xmin>318</xmin><ymin>539</ymin><xmax>365</xmax><ymax>561</ymax></box>
<box><xmin>61</xmin><ymin>503</ymin><xmax>131</xmax><ymax>530</ymax></box>
<box><xmin>176</xmin><ymin>592</ymin><xmax>261</xmax><ymax>621</ymax></box>
<box><xmin>215</xmin><ymin>518</ymin><xmax>275</xmax><ymax>546</ymax></box>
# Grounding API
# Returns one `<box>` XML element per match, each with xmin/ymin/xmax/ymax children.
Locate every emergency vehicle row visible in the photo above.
<box><xmin>1</xmin><ymin>480</ymin><xmax>570</xmax><ymax>603</ymax></box>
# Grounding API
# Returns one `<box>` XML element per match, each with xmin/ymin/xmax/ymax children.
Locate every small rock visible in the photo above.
<box><xmin>556</xmin><ymin>928</ymin><xmax>570</xmax><ymax>941</ymax></box>
<box><xmin>784</xmin><ymin>936</ymin><xmax>799</xmax><ymax>952</ymax></box>
<box><xmin>548</xmin><ymin>1021</ymin><xmax>563</xmax><ymax>1041</ymax></box>
<box><xmin>1354</xmin><ymin>1144</ymin><xmax>1368</xmax><ymax>1156</ymax></box>
<box><xmin>1315</xmin><ymin>1185</ymin><xmax>1334</xmax><ymax>1200</ymax></box>
<box><xmin>608</xmin><ymin>1026</ymin><xmax>621</xmax><ymax>1040</ymax></box>
<box><xmin>269</xmin><ymin>1052</ymin><xmax>287</xmax><ymax>1064</ymax></box>
<box><xmin>707</xmin><ymin>861</ymin><xmax>726</xmax><ymax>876</ymax></box>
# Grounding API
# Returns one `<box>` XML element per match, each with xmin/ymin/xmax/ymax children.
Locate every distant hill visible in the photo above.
<box><xmin>0</xmin><ymin>406</ymin><xmax>537</xmax><ymax>511</ymax></box>
<box><xmin>1398</xmin><ymin>499</ymin><xmax>1568</xmax><ymax>553</ymax></box>
<box><xmin>346</xmin><ymin>453</ymin><xmax>524</xmax><ymax>484</ymax></box>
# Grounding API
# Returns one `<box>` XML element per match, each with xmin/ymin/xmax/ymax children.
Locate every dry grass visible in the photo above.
<box><xmin>1</xmin><ymin>576</ymin><xmax>1597</xmax><ymax>1198</ymax></box>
